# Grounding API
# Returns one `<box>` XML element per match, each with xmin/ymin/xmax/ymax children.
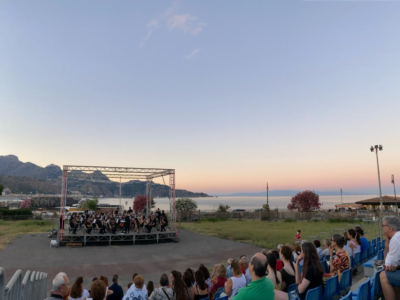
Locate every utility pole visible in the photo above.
<box><xmin>392</xmin><ymin>175</ymin><xmax>398</xmax><ymax>216</ymax></box>
<box><xmin>266</xmin><ymin>182</ymin><xmax>269</xmax><ymax>206</ymax></box>
<box><xmin>340</xmin><ymin>188</ymin><xmax>343</xmax><ymax>204</ymax></box>
<box><xmin>370</xmin><ymin>145</ymin><xmax>383</xmax><ymax>212</ymax></box>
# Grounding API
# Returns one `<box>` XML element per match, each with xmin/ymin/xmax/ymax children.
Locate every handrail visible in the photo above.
<box><xmin>0</xmin><ymin>269</ymin><xmax>47</xmax><ymax>300</ymax></box>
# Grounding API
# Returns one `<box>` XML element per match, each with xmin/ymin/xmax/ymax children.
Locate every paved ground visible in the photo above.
<box><xmin>0</xmin><ymin>230</ymin><xmax>261</xmax><ymax>294</ymax></box>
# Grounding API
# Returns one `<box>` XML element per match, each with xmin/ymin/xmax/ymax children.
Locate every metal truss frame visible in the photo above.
<box><xmin>58</xmin><ymin>165</ymin><xmax>176</xmax><ymax>243</ymax></box>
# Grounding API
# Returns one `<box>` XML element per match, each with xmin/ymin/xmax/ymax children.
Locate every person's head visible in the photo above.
<box><xmin>183</xmin><ymin>271</ymin><xmax>193</xmax><ymax>288</ymax></box>
<box><xmin>324</xmin><ymin>238</ymin><xmax>331</xmax><ymax>249</ymax></box>
<box><xmin>261</xmin><ymin>249</ymin><xmax>268</xmax><ymax>256</ymax></box>
<box><xmin>52</xmin><ymin>272</ymin><xmax>69</xmax><ymax>296</ymax></box>
<box><xmin>313</xmin><ymin>240</ymin><xmax>321</xmax><ymax>249</ymax></box>
<box><xmin>92</xmin><ymin>277</ymin><xmax>98</xmax><ymax>282</ymax></box>
<box><xmin>266</xmin><ymin>253</ymin><xmax>277</xmax><ymax>271</ymax></box>
<box><xmin>134</xmin><ymin>275</ymin><xmax>145</xmax><ymax>289</ymax></box>
<box><xmin>277</xmin><ymin>244</ymin><xmax>283</xmax><ymax>251</ymax></box>
<box><xmin>171</xmin><ymin>270</ymin><xmax>186</xmax><ymax>299</ymax></box>
<box><xmin>159</xmin><ymin>274</ymin><xmax>169</xmax><ymax>287</ymax></box>
<box><xmin>297</xmin><ymin>230</ymin><xmax>301</xmax><ymax>234</ymax></box>
<box><xmin>343</xmin><ymin>231</ymin><xmax>349</xmax><ymax>241</ymax></box>
<box><xmin>230</xmin><ymin>259</ymin><xmax>241</xmax><ymax>276</ymax></box>
<box><xmin>98</xmin><ymin>275</ymin><xmax>108</xmax><ymax>287</ymax></box>
<box><xmin>198</xmin><ymin>264</ymin><xmax>210</xmax><ymax>280</ymax></box>
<box><xmin>382</xmin><ymin>216</ymin><xmax>400</xmax><ymax>238</ymax></box>
<box><xmin>216</xmin><ymin>264</ymin><xmax>227</xmax><ymax>278</ymax></box>
<box><xmin>227</xmin><ymin>258</ymin><xmax>233</xmax><ymax>265</ymax></box>
<box><xmin>271</xmin><ymin>250</ymin><xmax>280</xmax><ymax>260</ymax></box>
<box><xmin>293</xmin><ymin>244</ymin><xmax>301</xmax><ymax>254</ymax></box>
<box><xmin>69</xmin><ymin>276</ymin><xmax>83</xmax><ymax>298</ymax></box>
<box><xmin>239</xmin><ymin>256</ymin><xmax>249</xmax><ymax>270</ymax></box>
<box><xmin>147</xmin><ymin>281</ymin><xmax>154</xmax><ymax>294</ymax></box>
<box><xmin>348</xmin><ymin>228</ymin><xmax>360</xmax><ymax>245</ymax></box>
<box><xmin>132</xmin><ymin>273</ymin><xmax>138</xmax><ymax>282</ymax></box>
<box><xmin>185</xmin><ymin>268</ymin><xmax>195</xmax><ymax>284</ymax></box>
<box><xmin>90</xmin><ymin>280</ymin><xmax>106</xmax><ymax>300</ymax></box>
<box><xmin>355</xmin><ymin>227</ymin><xmax>364</xmax><ymax>238</ymax></box>
<box><xmin>301</xmin><ymin>242</ymin><xmax>323</xmax><ymax>277</ymax></box>
<box><xmin>249</xmin><ymin>253</ymin><xmax>267</xmax><ymax>279</ymax></box>
<box><xmin>112</xmin><ymin>274</ymin><xmax>118</xmax><ymax>284</ymax></box>
<box><xmin>195</xmin><ymin>270</ymin><xmax>207</xmax><ymax>289</ymax></box>
<box><xmin>331</xmin><ymin>233</ymin><xmax>345</xmax><ymax>249</ymax></box>
<box><xmin>280</xmin><ymin>246</ymin><xmax>293</xmax><ymax>262</ymax></box>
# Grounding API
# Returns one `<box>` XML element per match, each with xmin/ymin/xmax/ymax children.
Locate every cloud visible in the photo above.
<box><xmin>186</xmin><ymin>48</ymin><xmax>201</xmax><ymax>59</ymax></box>
<box><xmin>139</xmin><ymin>2</ymin><xmax>206</xmax><ymax>47</ymax></box>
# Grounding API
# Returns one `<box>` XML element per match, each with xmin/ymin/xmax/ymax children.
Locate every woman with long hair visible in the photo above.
<box><xmin>69</xmin><ymin>277</ymin><xmax>89</xmax><ymax>300</ymax></box>
<box><xmin>295</xmin><ymin>242</ymin><xmax>324</xmax><ymax>300</ymax></box>
<box><xmin>191</xmin><ymin>270</ymin><xmax>209</xmax><ymax>300</ymax></box>
<box><xmin>280</xmin><ymin>246</ymin><xmax>296</xmax><ymax>292</ymax></box>
<box><xmin>171</xmin><ymin>270</ymin><xmax>189</xmax><ymax>300</ymax></box>
<box><xmin>266</xmin><ymin>253</ymin><xmax>282</xmax><ymax>290</ymax></box>
<box><xmin>147</xmin><ymin>281</ymin><xmax>155</xmax><ymax>298</ymax></box>
<box><xmin>224</xmin><ymin>259</ymin><xmax>246</xmax><ymax>298</ymax></box>
<box><xmin>329</xmin><ymin>234</ymin><xmax>350</xmax><ymax>278</ymax></box>
<box><xmin>347</xmin><ymin>229</ymin><xmax>361</xmax><ymax>257</ymax></box>
<box><xmin>185</xmin><ymin>268</ymin><xmax>195</xmax><ymax>285</ymax></box>
<box><xmin>210</xmin><ymin>264</ymin><xmax>227</xmax><ymax>298</ymax></box>
<box><xmin>183</xmin><ymin>271</ymin><xmax>194</xmax><ymax>300</ymax></box>
<box><xmin>198</xmin><ymin>265</ymin><xmax>211</xmax><ymax>288</ymax></box>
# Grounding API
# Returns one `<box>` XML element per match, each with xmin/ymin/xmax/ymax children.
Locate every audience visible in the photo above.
<box><xmin>329</xmin><ymin>234</ymin><xmax>350</xmax><ymax>279</ymax></box>
<box><xmin>266</xmin><ymin>253</ymin><xmax>282</xmax><ymax>290</ymax></box>
<box><xmin>149</xmin><ymin>274</ymin><xmax>174</xmax><ymax>300</ymax></box>
<box><xmin>171</xmin><ymin>270</ymin><xmax>189</xmax><ymax>300</ymax></box>
<box><xmin>226</xmin><ymin>258</ymin><xmax>233</xmax><ymax>279</ymax></box>
<box><xmin>380</xmin><ymin>216</ymin><xmax>400</xmax><ymax>300</ymax></box>
<box><xmin>210</xmin><ymin>264</ymin><xmax>227</xmax><ymax>298</ymax></box>
<box><xmin>147</xmin><ymin>281</ymin><xmax>154</xmax><ymax>298</ymax></box>
<box><xmin>295</xmin><ymin>242</ymin><xmax>323</xmax><ymax>300</ymax></box>
<box><xmin>185</xmin><ymin>268</ymin><xmax>195</xmax><ymax>285</ymax></box>
<box><xmin>192</xmin><ymin>270</ymin><xmax>209</xmax><ymax>300</ymax></box>
<box><xmin>123</xmin><ymin>275</ymin><xmax>147</xmax><ymax>300</ymax></box>
<box><xmin>355</xmin><ymin>226</ymin><xmax>369</xmax><ymax>252</ymax></box>
<box><xmin>272</xmin><ymin>250</ymin><xmax>283</xmax><ymax>271</ymax></box>
<box><xmin>224</xmin><ymin>259</ymin><xmax>246</xmax><ymax>298</ymax></box>
<box><xmin>313</xmin><ymin>240</ymin><xmax>323</xmax><ymax>260</ymax></box>
<box><xmin>98</xmin><ymin>275</ymin><xmax>113</xmax><ymax>297</ymax></box>
<box><xmin>87</xmin><ymin>280</ymin><xmax>106</xmax><ymax>300</ymax></box>
<box><xmin>46</xmin><ymin>272</ymin><xmax>70</xmax><ymax>300</ymax></box>
<box><xmin>183</xmin><ymin>271</ymin><xmax>194</xmax><ymax>300</ymax></box>
<box><xmin>347</xmin><ymin>228</ymin><xmax>361</xmax><ymax>257</ymax></box>
<box><xmin>239</xmin><ymin>256</ymin><xmax>252</xmax><ymax>285</ymax></box>
<box><xmin>108</xmin><ymin>274</ymin><xmax>123</xmax><ymax>300</ymax></box>
<box><xmin>322</xmin><ymin>239</ymin><xmax>331</xmax><ymax>258</ymax></box>
<box><xmin>69</xmin><ymin>276</ymin><xmax>89</xmax><ymax>300</ymax></box>
<box><xmin>292</xmin><ymin>244</ymin><xmax>301</xmax><ymax>262</ymax></box>
<box><xmin>232</xmin><ymin>253</ymin><xmax>274</xmax><ymax>300</ymax></box>
<box><xmin>198</xmin><ymin>265</ymin><xmax>211</xmax><ymax>288</ymax></box>
<box><xmin>280</xmin><ymin>246</ymin><xmax>296</xmax><ymax>292</ymax></box>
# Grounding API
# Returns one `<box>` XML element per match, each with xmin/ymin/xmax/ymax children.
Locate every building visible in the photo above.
<box><xmin>355</xmin><ymin>195</ymin><xmax>400</xmax><ymax>211</ymax></box>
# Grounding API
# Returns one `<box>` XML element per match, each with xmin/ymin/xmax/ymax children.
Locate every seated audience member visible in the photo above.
<box><xmin>355</xmin><ymin>227</ymin><xmax>369</xmax><ymax>252</ymax></box>
<box><xmin>183</xmin><ymin>271</ymin><xmax>194</xmax><ymax>300</ymax></box>
<box><xmin>322</xmin><ymin>239</ymin><xmax>331</xmax><ymax>258</ymax></box>
<box><xmin>292</xmin><ymin>244</ymin><xmax>301</xmax><ymax>262</ymax></box>
<box><xmin>192</xmin><ymin>270</ymin><xmax>209</xmax><ymax>300</ymax></box>
<box><xmin>295</xmin><ymin>242</ymin><xmax>324</xmax><ymax>300</ymax></box>
<box><xmin>224</xmin><ymin>259</ymin><xmax>247</xmax><ymax>298</ymax></box>
<box><xmin>239</xmin><ymin>256</ymin><xmax>251</xmax><ymax>285</ymax></box>
<box><xmin>329</xmin><ymin>234</ymin><xmax>350</xmax><ymax>278</ymax></box>
<box><xmin>347</xmin><ymin>228</ymin><xmax>361</xmax><ymax>257</ymax></box>
<box><xmin>69</xmin><ymin>276</ymin><xmax>89</xmax><ymax>300</ymax></box>
<box><xmin>280</xmin><ymin>246</ymin><xmax>296</xmax><ymax>292</ymax></box>
<box><xmin>343</xmin><ymin>232</ymin><xmax>353</xmax><ymax>257</ymax></box>
<box><xmin>149</xmin><ymin>273</ymin><xmax>174</xmax><ymax>300</ymax></box>
<box><xmin>185</xmin><ymin>268</ymin><xmax>195</xmax><ymax>285</ymax></box>
<box><xmin>98</xmin><ymin>276</ymin><xmax>113</xmax><ymax>297</ymax></box>
<box><xmin>261</xmin><ymin>249</ymin><xmax>268</xmax><ymax>257</ymax></box>
<box><xmin>147</xmin><ymin>281</ymin><xmax>154</xmax><ymax>298</ymax></box>
<box><xmin>232</xmin><ymin>253</ymin><xmax>274</xmax><ymax>300</ymax></box>
<box><xmin>198</xmin><ymin>265</ymin><xmax>212</xmax><ymax>288</ymax></box>
<box><xmin>87</xmin><ymin>280</ymin><xmax>106</xmax><ymax>300</ymax></box>
<box><xmin>272</xmin><ymin>250</ymin><xmax>283</xmax><ymax>271</ymax></box>
<box><xmin>45</xmin><ymin>272</ymin><xmax>70</xmax><ymax>300</ymax></box>
<box><xmin>226</xmin><ymin>258</ymin><xmax>233</xmax><ymax>279</ymax></box>
<box><xmin>314</xmin><ymin>240</ymin><xmax>324</xmax><ymax>260</ymax></box>
<box><xmin>210</xmin><ymin>264</ymin><xmax>227</xmax><ymax>297</ymax></box>
<box><xmin>171</xmin><ymin>270</ymin><xmax>189</xmax><ymax>300</ymax></box>
<box><xmin>108</xmin><ymin>274</ymin><xmax>123</xmax><ymax>300</ymax></box>
<box><xmin>380</xmin><ymin>216</ymin><xmax>400</xmax><ymax>300</ymax></box>
<box><xmin>266</xmin><ymin>253</ymin><xmax>282</xmax><ymax>290</ymax></box>
<box><xmin>123</xmin><ymin>275</ymin><xmax>148</xmax><ymax>300</ymax></box>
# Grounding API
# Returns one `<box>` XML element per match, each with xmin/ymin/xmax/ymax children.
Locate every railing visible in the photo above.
<box><xmin>0</xmin><ymin>268</ymin><xmax>47</xmax><ymax>300</ymax></box>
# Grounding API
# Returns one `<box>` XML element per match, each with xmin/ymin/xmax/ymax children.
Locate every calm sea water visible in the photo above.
<box><xmin>98</xmin><ymin>195</ymin><xmax>376</xmax><ymax>211</ymax></box>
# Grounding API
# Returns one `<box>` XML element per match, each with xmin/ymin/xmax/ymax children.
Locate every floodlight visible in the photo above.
<box><xmin>379</xmin><ymin>145</ymin><xmax>383</xmax><ymax>151</ymax></box>
<box><xmin>370</xmin><ymin>146</ymin><xmax>374</xmax><ymax>152</ymax></box>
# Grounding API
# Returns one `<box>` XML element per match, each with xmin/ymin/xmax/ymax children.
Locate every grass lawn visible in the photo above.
<box><xmin>180</xmin><ymin>219</ymin><xmax>368</xmax><ymax>249</ymax></box>
<box><xmin>0</xmin><ymin>220</ymin><xmax>54</xmax><ymax>250</ymax></box>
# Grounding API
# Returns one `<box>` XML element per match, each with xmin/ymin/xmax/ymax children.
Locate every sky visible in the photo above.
<box><xmin>1</xmin><ymin>0</ymin><xmax>400</xmax><ymax>195</ymax></box>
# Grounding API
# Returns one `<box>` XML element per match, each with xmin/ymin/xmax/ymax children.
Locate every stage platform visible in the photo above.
<box><xmin>58</xmin><ymin>229</ymin><xmax>178</xmax><ymax>246</ymax></box>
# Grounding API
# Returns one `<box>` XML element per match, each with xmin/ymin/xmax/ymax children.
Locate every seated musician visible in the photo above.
<box><xmin>137</xmin><ymin>215</ymin><xmax>144</xmax><ymax>231</ymax></box>
<box><xmin>145</xmin><ymin>216</ymin><xmax>156</xmax><ymax>233</ymax></box>
<box><xmin>109</xmin><ymin>218</ymin><xmax>117</xmax><ymax>234</ymax></box>
<box><xmin>160</xmin><ymin>215</ymin><xmax>168</xmax><ymax>232</ymax></box>
<box><xmin>85</xmin><ymin>219</ymin><xmax>92</xmax><ymax>234</ymax></box>
<box><xmin>119</xmin><ymin>215</ymin><xmax>126</xmax><ymax>233</ymax></box>
<box><xmin>70</xmin><ymin>216</ymin><xmax>78</xmax><ymax>234</ymax></box>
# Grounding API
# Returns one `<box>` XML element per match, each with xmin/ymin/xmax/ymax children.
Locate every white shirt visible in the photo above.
<box><xmin>123</xmin><ymin>284</ymin><xmax>148</xmax><ymax>300</ymax></box>
<box><xmin>385</xmin><ymin>231</ymin><xmax>400</xmax><ymax>266</ymax></box>
<box><xmin>230</xmin><ymin>274</ymin><xmax>247</xmax><ymax>298</ymax></box>
<box><xmin>69</xmin><ymin>289</ymin><xmax>89</xmax><ymax>300</ymax></box>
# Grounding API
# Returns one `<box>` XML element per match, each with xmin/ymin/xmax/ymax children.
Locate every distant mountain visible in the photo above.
<box><xmin>218</xmin><ymin>190</ymin><xmax>374</xmax><ymax>197</ymax></box>
<box><xmin>0</xmin><ymin>155</ymin><xmax>210</xmax><ymax>197</ymax></box>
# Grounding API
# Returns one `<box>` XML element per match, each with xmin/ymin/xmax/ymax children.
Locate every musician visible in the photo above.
<box><xmin>109</xmin><ymin>218</ymin><xmax>117</xmax><ymax>234</ymax></box>
<box><xmin>119</xmin><ymin>214</ymin><xmax>126</xmax><ymax>233</ymax></box>
<box><xmin>70</xmin><ymin>216</ymin><xmax>78</xmax><ymax>234</ymax></box>
<box><xmin>85</xmin><ymin>219</ymin><xmax>92</xmax><ymax>234</ymax></box>
<box><xmin>145</xmin><ymin>216</ymin><xmax>156</xmax><ymax>233</ymax></box>
<box><xmin>138</xmin><ymin>215</ymin><xmax>145</xmax><ymax>232</ymax></box>
<box><xmin>155</xmin><ymin>208</ymin><xmax>161</xmax><ymax>225</ymax></box>
<box><xmin>160</xmin><ymin>215</ymin><xmax>168</xmax><ymax>232</ymax></box>
<box><xmin>124</xmin><ymin>213</ymin><xmax>131</xmax><ymax>234</ymax></box>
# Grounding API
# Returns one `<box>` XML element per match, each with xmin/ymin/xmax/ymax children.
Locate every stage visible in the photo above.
<box><xmin>59</xmin><ymin>229</ymin><xmax>178</xmax><ymax>246</ymax></box>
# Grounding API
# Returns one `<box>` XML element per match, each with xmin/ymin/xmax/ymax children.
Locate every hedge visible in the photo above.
<box><xmin>0</xmin><ymin>208</ymin><xmax>33</xmax><ymax>216</ymax></box>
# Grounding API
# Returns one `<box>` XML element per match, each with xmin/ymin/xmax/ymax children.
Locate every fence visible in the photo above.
<box><xmin>0</xmin><ymin>268</ymin><xmax>47</xmax><ymax>300</ymax></box>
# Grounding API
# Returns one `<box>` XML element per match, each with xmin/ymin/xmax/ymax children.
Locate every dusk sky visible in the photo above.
<box><xmin>1</xmin><ymin>1</ymin><xmax>400</xmax><ymax>195</ymax></box>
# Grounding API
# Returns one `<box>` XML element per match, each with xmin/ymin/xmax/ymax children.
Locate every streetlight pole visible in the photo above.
<box><xmin>392</xmin><ymin>175</ymin><xmax>398</xmax><ymax>216</ymax></box>
<box><xmin>266</xmin><ymin>182</ymin><xmax>269</xmax><ymax>206</ymax></box>
<box><xmin>340</xmin><ymin>188</ymin><xmax>343</xmax><ymax>204</ymax></box>
<box><xmin>370</xmin><ymin>145</ymin><xmax>383</xmax><ymax>212</ymax></box>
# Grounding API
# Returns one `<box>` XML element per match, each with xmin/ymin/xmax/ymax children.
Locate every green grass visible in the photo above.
<box><xmin>180</xmin><ymin>220</ymin><xmax>365</xmax><ymax>249</ymax></box>
<box><xmin>0</xmin><ymin>219</ymin><xmax>53</xmax><ymax>250</ymax></box>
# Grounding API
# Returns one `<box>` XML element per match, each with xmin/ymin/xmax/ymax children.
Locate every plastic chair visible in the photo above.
<box><xmin>381</xmin><ymin>239</ymin><xmax>385</xmax><ymax>251</ymax></box>
<box><xmin>371</xmin><ymin>269</ymin><xmax>384</xmax><ymax>300</ymax></box>
<box><xmin>323</xmin><ymin>274</ymin><xmax>339</xmax><ymax>300</ymax></box>
<box><xmin>377</xmin><ymin>249</ymin><xmax>384</xmax><ymax>260</ymax></box>
<box><xmin>325</xmin><ymin>255</ymin><xmax>330</xmax><ymax>262</ymax></box>
<box><xmin>361</xmin><ymin>249</ymin><xmax>368</xmax><ymax>263</ymax></box>
<box><xmin>377</xmin><ymin>236</ymin><xmax>380</xmax><ymax>244</ymax></box>
<box><xmin>288</xmin><ymin>283</ymin><xmax>299</xmax><ymax>300</ymax></box>
<box><xmin>375</xmin><ymin>242</ymin><xmax>380</xmax><ymax>255</ymax></box>
<box><xmin>340</xmin><ymin>291</ymin><xmax>352</xmax><ymax>300</ymax></box>
<box><xmin>353</xmin><ymin>252</ymin><xmax>361</xmax><ymax>267</ymax></box>
<box><xmin>216</xmin><ymin>297</ymin><xmax>228</xmax><ymax>300</ymax></box>
<box><xmin>305</xmin><ymin>286</ymin><xmax>322</xmax><ymax>300</ymax></box>
<box><xmin>214</xmin><ymin>291</ymin><xmax>222</xmax><ymax>299</ymax></box>
<box><xmin>351</xmin><ymin>278</ymin><xmax>370</xmax><ymax>300</ymax></box>
<box><xmin>368</xmin><ymin>245</ymin><xmax>373</xmax><ymax>259</ymax></box>
<box><xmin>321</xmin><ymin>259</ymin><xmax>330</xmax><ymax>273</ymax></box>
<box><xmin>339</xmin><ymin>268</ymin><xmax>352</xmax><ymax>295</ymax></box>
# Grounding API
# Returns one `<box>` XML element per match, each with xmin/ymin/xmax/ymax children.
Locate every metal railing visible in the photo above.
<box><xmin>0</xmin><ymin>267</ymin><xmax>47</xmax><ymax>300</ymax></box>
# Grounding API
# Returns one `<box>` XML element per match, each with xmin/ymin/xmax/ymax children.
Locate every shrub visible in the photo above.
<box><xmin>0</xmin><ymin>209</ymin><xmax>33</xmax><ymax>216</ymax></box>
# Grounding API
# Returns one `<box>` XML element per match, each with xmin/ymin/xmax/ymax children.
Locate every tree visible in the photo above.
<box><xmin>217</xmin><ymin>204</ymin><xmax>230</xmax><ymax>212</ymax></box>
<box><xmin>262</xmin><ymin>203</ymin><xmax>270</xmax><ymax>212</ymax></box>
<box><xmin>133</xmin><ymin>195</ymin><xmax>155</xmax><ymax>213</ymax></box>
<box><xmin>82</xmin><ymin>197</ymin><xmax>99</xmax><ymax>211</ymax></box>
<box><xmin>20</xmin><ymin>198</ymin><xmax>32</xmax><ymax>209</ymax></box>
<box><xmin>176</xmin><ymin>198</ymin><xmax>198</xmax><ymax>212</ymax></box>
<box><xmin>0</xmin><ymin>184</ymin><xmax>3</xmax><ymax>196</ymax></box>
<box><xmin>287</xmin><ymin>190</ymin><xmax>320</xmax><ymax>212</ymax></box>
